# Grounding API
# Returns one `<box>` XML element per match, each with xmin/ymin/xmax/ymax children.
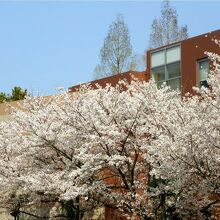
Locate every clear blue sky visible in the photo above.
<box><xmin>0</xmin><ymin>1</ymin><xmax>219</xmax><ymax>95</ymax></box>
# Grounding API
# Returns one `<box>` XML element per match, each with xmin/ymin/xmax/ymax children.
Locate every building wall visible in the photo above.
<box><xmin>69</xmin><ymin>71</ymin><xmax>147</xmax><ymax>92</ymax></box>
<box><xmin>146</xmin><ymin>29</ymin><xmax>220</xmax><ymax>95</ymax></box>
<box><xmin>181</xmin><ymin>29</ymin><xmax>220</xmax><ymax>94</ymax></box>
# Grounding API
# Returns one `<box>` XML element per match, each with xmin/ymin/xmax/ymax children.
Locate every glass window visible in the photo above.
<box><xmin>151</xmin><ymin>65</ymin><xmax>165</xmax><ymax>82</ymax></box>
<box><xmin>167</xmin><ymin>46</ymin><xmax>181</xmax><ymax>64</ymax></box>
<box><xmin>151</xmin><ymin>50</ymin><xmax>165</xmax><ymax>68</ymax></box>
<box><xmin>157</xmin><ymin>81</ymin><xmax>165</xmax><ymax>88</ymax></box>
<box><xmin>167</xmin><ymin>61</ymin><xmax>181</xmax><ymax>79</ymax></box>
<box><xmin>167</xmin><ymin>78</ymin><xmax>181</xmax><ymax>90</ymax></box>
<box><xmin>198</xmin><ymin>59</ymin><xmax>209</xmax><ymax>87</ymax></box>
<box><xmin>150</xmin><ymin>45</ymin><xmax>181</xmax><ymax>90</ymax></box>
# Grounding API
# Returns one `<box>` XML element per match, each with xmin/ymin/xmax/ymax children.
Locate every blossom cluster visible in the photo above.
<box><xmin>0</xmin><ymin>50</ymin><xmax>220</xmax><ymax>219</ymax></box>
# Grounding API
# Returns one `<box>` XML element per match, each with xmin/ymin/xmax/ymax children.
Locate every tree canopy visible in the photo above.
<box><xmin>0</xmin><ymin>86</ymin><xmax>28</xmax><ymax>103</ymax></box>
<box><xmin>94</xmin><ymin>14</ymin><xmax>133</xmax><ymax>79</ymax></box>
<box><xmin>0</xmin><ymin>43</ymin><xmax>220</xmax><ymax>219</ymax></box>
<box><xmin>149</xmin><ymin>0</ymin><xmax>188</xmax><ymax>49</ymax></box>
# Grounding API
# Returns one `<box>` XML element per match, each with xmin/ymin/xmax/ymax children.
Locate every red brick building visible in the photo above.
<box><xmin>69</xmin><ymin>29</ymin><xmax>220</xmax><ymax>95</ymax></box>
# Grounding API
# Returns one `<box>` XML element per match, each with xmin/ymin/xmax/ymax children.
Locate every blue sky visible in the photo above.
<box><xmin>0</xmin><ymin>1</ymin><xmax>219</xmax><ymax>95</ymax></box>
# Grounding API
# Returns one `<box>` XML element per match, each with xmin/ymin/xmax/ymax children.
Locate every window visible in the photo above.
<box><xmin>198</xmin><ymin>59</ymin><xmax>209</xmax><ymax>88</ymax></box>
<box><xmin>151</xmin><ymin>45</ymin><xmax>181</xmax><ymax>90</ymax></box>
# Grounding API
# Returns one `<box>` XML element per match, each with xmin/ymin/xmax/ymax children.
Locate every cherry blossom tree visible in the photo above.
<box><xmin>0</xmin><ymin>42</ymin><xmax>220</xmax><ymax>219</ymax></box>
<box><xmin>0</xmin><ymin>81</ymin><xmax>180</xmax><ymax>219</ymax></box>
<box><xmin>148</xmin><ymin>41</ymin><xmax>220</xmax><ymax>218</ymax></box>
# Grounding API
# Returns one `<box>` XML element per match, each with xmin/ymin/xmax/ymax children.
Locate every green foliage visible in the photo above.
<box><xmin>0</xmin><ymin>92</ymin><xmax>10</xmax><ymax>103</ymax></box>
<box><xmin>0</xmin><ymin>86</ymin><xmax>28</xmax><ymax>103</ymax></box>
<box><xmin>10</xmin><ymin>86</ymin><xmax>28</xmax><ymax>101</ymax></box>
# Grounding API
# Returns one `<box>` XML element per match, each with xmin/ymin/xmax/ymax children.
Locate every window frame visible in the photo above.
<box><xmin>150</xmin><ymin>44</ymin><xmax>182</xmax><ymax>91</ymax></box>
<box><xmin>197</xmin><ymin>58</ymin><xmax>210</xmax><ymax>88</ymax></box>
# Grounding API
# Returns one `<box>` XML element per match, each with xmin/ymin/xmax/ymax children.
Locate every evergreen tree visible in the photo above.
<box><xmin>0</xmin><ymin>92</ymin><xmax>9</xmax><ymax>103</ymax></box>
<box><xmin>0</xmin><ymin>87</ymin><xmax>28</xmax><ymax>103</ymax></box>
<box><xmin>10</xmin><ymin>86</ymin><xmax>28</xmax><ymax>101</ymax></box>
